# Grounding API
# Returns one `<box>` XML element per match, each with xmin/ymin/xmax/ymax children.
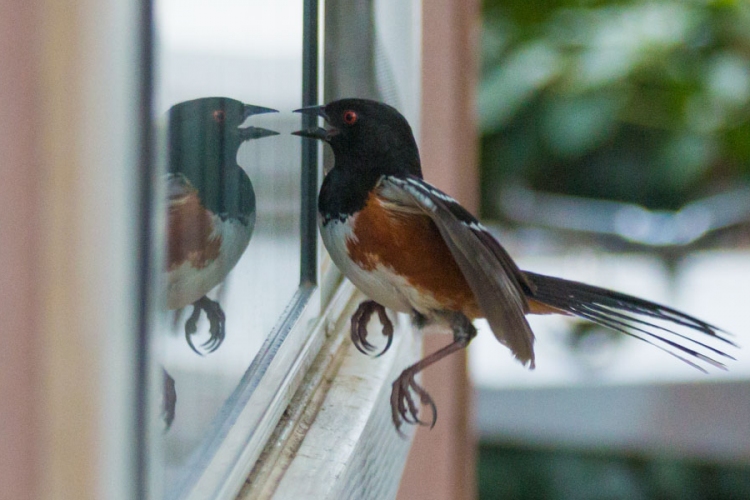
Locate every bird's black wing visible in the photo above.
<box><xmin>380</xmin><ymin>175</ymin><xmax>536</xmax><ymax>366</ymax></box>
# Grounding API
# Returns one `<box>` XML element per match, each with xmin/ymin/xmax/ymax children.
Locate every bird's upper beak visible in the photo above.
<box><xmin>293</xmin><ymin>104</ymin><xmax>328</xmax><ymax>120</ymax></box>
<box><xmin>292</xmin><ymin>104</ymin><xmax>337</xmax><ymax>141</ymax></box>
<box><xmin>244</xmin><ymin>104</ymin><xmax>278</xmax><ymax>119</ymax></box>
<box><xmin>240</xmin><ymin>104</ymin><xmax>279</xmax><ymax>140</ymax></box>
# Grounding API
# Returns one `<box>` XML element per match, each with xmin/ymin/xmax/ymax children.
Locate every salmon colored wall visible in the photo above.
<box><xmin>0</xmin><ymin>1</ymin><xmax>42</xmax><ymax>498</ymax></box>
<box><xmin>397</xmin><ymin>0</ymin><xmax>480</xmax><ymax>499</ymax></box>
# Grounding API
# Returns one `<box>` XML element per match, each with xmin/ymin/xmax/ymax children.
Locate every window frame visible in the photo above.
<box><xmin>145</xmin><ymin>0</ymin><xmax>431</xmax><ymax>497</ymax></box>
<box><xmin>150</xmin><ymin>1</ymin><xmax>330</xmax><ymax>498</ymax></box>
<box><xmin>1</xmin><ymin>0</ymin><xmax>433</xmax><ymax>498</ymax></box>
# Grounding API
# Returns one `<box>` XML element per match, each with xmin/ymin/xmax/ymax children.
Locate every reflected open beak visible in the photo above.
<box><xmin>240</xmin><ymin>104</ymin><xmax>279</xmax><ymax>140</ymax></box>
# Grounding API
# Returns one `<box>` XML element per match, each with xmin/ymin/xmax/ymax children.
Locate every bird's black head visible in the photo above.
<box><xmin>294</xmin><ymin>98</ymin><xmax>422</xmax><ymax>178</ymax></box>
<box><xmin>168</xmin><ymin>97</ymin><xmax>277</xmax><ymax>219</ymax></box>
<box><xmin>169</xmin><ymin>97</ymin><xmax>277</xmax><ymax>174</ymax></box>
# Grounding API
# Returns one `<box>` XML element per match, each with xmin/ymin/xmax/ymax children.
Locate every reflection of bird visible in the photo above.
<box><xmin>294</xmin><ymin>99</ymin><xmax>737</xmax><ymax>433</ymax></box>
<box><xmin>163</xmin><ymin>368</ymin><xmax>176</xmax><ymax>428</ymax></box>
<box><xmin>168</xmin><ymin>97</ymin><xmax>277</xmax><ymax>354</ymax></box>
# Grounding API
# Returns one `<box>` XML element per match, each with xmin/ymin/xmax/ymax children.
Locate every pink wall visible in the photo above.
<box><xmin>0</xmin><ymin>1</ymin><xmax>42</xmax><ymax>498</ymax></box>
<box><xmin>397</xmin><ymin>1</ymin><xmax>480</xmax><ymax>499</ymax></box>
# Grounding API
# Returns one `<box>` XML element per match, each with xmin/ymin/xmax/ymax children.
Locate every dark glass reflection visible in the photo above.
<box><xmin>162</xmin><ymin>97</ymin><xmax>278</xmax><ymax>425</ymax></box>
<box><xmin>153</xmin><ymin>1</ymin><xmax>305</xmax><ymax>491</ymax></box>
<box><xmin>167</xmin><ymin>97</ymin><xmax>277</xmax><ymax>354</ymax></box>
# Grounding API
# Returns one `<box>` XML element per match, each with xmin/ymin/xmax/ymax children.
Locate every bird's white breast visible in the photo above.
<box><xmin>167</xmin><ymin>215</ymin><xmax>253</xmax><ymax>309</ymax></box>
<box><xmin>319</xmin><ymin>215</ymin><xmax>444</xmax><ymax>315</ymax></box>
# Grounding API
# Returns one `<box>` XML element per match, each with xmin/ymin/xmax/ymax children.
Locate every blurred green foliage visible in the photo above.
<box><xmin>479</xmin><ymin>0</ymin><xmax>750</xmax><ymax>216</ymax></box>
<box><xmin>478</xmin><ymin>444</ymin><xmax>750</xmax><ymax>500</ymax></box>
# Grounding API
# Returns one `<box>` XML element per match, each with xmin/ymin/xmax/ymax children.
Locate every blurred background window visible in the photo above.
<box><xmin>473</xmin><ymin>1</ymin><xmax>750</xmax><ymax>498</ymax></box>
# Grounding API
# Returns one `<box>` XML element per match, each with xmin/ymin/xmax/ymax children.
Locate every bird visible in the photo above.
<box><xmin>293</xmin><ymin>98</ymin><xmax>737</xmax><ymax>434</ymax></box>
<box><xmin>167</xmin><ymin>97</ymin><xmax>277</xmax><ymax>354</ymax></box>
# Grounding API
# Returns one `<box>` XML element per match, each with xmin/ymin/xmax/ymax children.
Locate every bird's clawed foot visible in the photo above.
<box><xmin>351</xmin><ymin>300</ymin><xmax>394</xmax><ymax>357</ymax></box>
<box><xmin>390</xmin><ymin>367</ymin><xmax>437</xmax><ymax>436</ymax></box>
<box><xmin>184</xmin><ymin>296</ymin><xmax>226</xmax><ymax>355</ymax></box>
<box><xmin>388</xmin><ymin>312</ymin><xmax>475</xmax><ymax>435</ymax></box>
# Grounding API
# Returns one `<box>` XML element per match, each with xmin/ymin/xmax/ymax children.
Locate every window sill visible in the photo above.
<box><xmin>240</xmin><ymin>281</ymin><xmax>421</xmax><ymax>499</ymax></box>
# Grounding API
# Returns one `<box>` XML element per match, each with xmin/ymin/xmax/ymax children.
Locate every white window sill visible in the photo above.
<box><xmin>240</xmin><ymin>281</ymin><xmax>421</xmax><ymax>499</ymax></box>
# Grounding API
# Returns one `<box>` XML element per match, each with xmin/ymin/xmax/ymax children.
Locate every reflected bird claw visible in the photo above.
<box><xmin>184</xmin><ymin>296</ymin><xmax>226</xmax><ymax>355</ymax></box>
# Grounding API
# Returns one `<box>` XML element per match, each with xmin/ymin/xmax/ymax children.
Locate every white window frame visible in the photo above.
<box><xmin>7</xmin><ymin>0</ymin><xmax>425</xmax><ymax>498</ymax></box>
<box><xmin>156</xmin><ymin>0</ymin><xmax>424</xmax><ymax>498</ymax></box>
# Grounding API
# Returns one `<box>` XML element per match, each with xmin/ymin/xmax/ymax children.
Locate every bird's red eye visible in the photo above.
<box><xmin>342</xmin><ymin>110</ymin><xmax>358</xmax><ymax>125</ymax></box>
<box><xmin>213</xmin><ymin>110</ymin><xmax>226</xmax><ymax>123</ymax></box>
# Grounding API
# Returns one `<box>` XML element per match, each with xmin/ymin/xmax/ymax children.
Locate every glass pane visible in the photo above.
<box><xmin>152</xmin><ymin>0</ymin><xmax>303</xmax><ymax>492</ymax></box>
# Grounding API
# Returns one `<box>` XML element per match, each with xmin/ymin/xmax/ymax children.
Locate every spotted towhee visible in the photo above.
<box><xmin>167</xmin><ymin>97</ymin><xmax>277</xmax><ymax>354</ymax></box>
<box><xmin>294</xmin><ymin>98</ymin><xmax>737</xmax><ymax>433</ymax></box>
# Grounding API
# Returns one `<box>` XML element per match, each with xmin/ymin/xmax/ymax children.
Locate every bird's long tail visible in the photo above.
<box><xmin>522</xmin><ymin>271</ymin><xmax>737</xmax><ymax>372</ymax></box>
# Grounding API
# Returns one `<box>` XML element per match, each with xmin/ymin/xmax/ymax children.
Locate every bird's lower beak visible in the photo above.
<box><xmin>291</xmin><ymin>126</ymin><xmax>330</xmax><ymax>140</ymax></box>
<box><xmin>240</xmin><ymin>104</ymin><xmax>279</xmax><ymax>140</ymax></box>
<box><xmin>240</xmin><ymin>126</ymin><xmax>279</xmax><ymax>140</ymax></box>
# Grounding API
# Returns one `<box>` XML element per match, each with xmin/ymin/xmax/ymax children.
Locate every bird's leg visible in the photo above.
<box><xmin>184</xmin><ymin>296</ymin><xmax>226</xmax><ymax>355</ymax></box>
<box><xmin>412</xmin><ymin>310</ymin><xmax>428</xmax><ymax>329</ymax></box>
<box><xmin>390</xmin><ymin>312</ymin><xmax>477</xmax><ymax>435</ymax></box>
<box><xmin>184</xmin><ymin>305</ymin><xmax>203</xmax><ymax>355</ymax></box>
<box><xmin>350</xmin><ymin>300</ymin><xmax>394</xmax><ymax>357</ymax></box>
<box><xmin>162</xmin><ymin>368</ymin><xmax>176</xmax><ymax>429</ymax></box>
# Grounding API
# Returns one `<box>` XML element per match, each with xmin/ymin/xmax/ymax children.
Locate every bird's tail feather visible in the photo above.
<box><xmin>522</xmin><ymin>271</ymin><xmax>737</xmax><ymax>372</ymax></box>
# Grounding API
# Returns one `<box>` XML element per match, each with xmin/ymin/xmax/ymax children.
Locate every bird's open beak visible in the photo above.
<box><xmin>240</xmin><ymin>104</ymin><xmax>279</xmax><ymax>140</ymax></box>
<box><xmin>292</xmin><ymin>104</ymin><xmax>336</xmax><ymax>140</ymax></box>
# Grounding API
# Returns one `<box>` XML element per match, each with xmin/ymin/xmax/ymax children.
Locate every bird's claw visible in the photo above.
<box><xmin>351</xmin><ymin>302</ymin><xmax>377</xmax><ymax>354</ymax></box>
<box><xmin>184</xmin><ymin>306</ymin><xmax>203</xmax><ymax>356</ymax></box>
<box><xmin>162</xmin><ymin>368</ymin><xmax>176</xmax><ymax>429</ymax></box>
<box><xmin>184</xmin><ymin>296</ymin><xmax>226</xmax><ymax>355</ymax></box>
<box><xmin>350</xmin><ymin>300</ymin><xmax>394</xmax><ymax>357</ymax></box>
<box><xmin>390</xmin><ymin>368</ymin><xmax>437</xmax><ymax>436</ymax></box>
<box><xmin>201</xmin><ymin>299</ymin><xmax>225</xmax><ymax>353</ymax></box>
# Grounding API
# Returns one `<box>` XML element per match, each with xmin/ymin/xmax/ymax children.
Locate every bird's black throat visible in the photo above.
<box><xmin>318</xmin><ymin>162</ymin><xmax>384</xmax><ymax>225</ymax></box>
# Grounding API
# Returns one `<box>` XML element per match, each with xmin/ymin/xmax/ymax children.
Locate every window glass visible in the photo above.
<box><xmin>152</xmin><ymin>0</ymin><xmax>305</xmax><ymax>493</ymax></box>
